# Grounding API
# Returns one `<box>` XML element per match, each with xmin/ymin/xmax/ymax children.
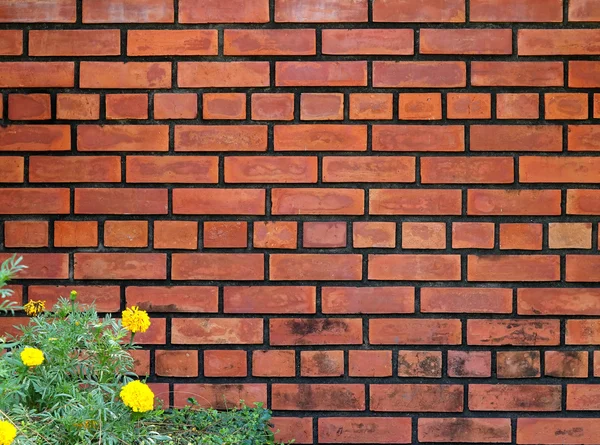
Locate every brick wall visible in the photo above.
<box><xmin>1</xmin><ymin>0</ymin><xmax>600</xmax><ymax>443</ymax></box>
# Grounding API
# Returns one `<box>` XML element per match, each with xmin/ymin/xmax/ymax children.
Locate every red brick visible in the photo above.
<box><xmin>452</xmin><ymin>222</ymin><xmax>495</xmax><ymax>249</ymax></box>
<box><xmin>497</xmin><ymin>351</ymin><xmax>541</xmax><ymax>379</ymax></box>
<box><xmin>156</xmin><ymin>350</ymin><xmax>198</xmax><ymax>377</ymax></box>
<box><xmin>369</xmin><ymin>254</ymin><xmax>461</xmax><ymax>281</ymax></box>
<box><xmin>224</xmin><ymin>29</ymin><xmax>315</xmax><ymax>55</ymax></box>
<box><xmin>596</xmin><ymin>351</ymin><xmax>600</xmax><ymax>377</ymax></box>
<box><xmin>567</xmin><ymin>384</ymin><xmax>600</xmax><ymax>410</ymax></box>
<box><xmin>78</xmin><ymin>125</ymin><xmax>168</xmax><ymax>152</ymax></box>
<box><xmin>518</xmin><ymin>288</ymin><xmax>600</xmax><ymax>315</ymax></box>
<box><xmin>127</xmin><ymin>156</ymin><xmax>217</xmax><ymax>184</ymax></box>
<box><xmin>518</xmin><ymin>418</ymin><xmax>600</xmax><ymax>444</ymax></box>
<box><xmin>128</xmin><ymin>30</ymin><xmax>217</xmax><ymax>56</ymax></box>
<box><xmin>500</xmin><ymin>223</ymin><xmax>543</xmax><ymax>250</ymax></box>
<box><xmin>0</xmin><ymin>0</ymin><xmax>76</xmax><ymax>22</ymax></box>
<box><xmin>203</xmin><ymin>221</ymin><xmax>247</xmax><ymax>248</ymax></box>
<box><xmin>154</xmin><ymin>93</ymin><xmax>197</xmax><ymax>120</ymax></box>
<box><xmin>275</xmin><ymin>0</ymin><xmax>368</xmax><ymax>22</ymax></box>
<box><xmin>301</xmin><ymin>93</ymin><xmax>343</xmax><ymax>120</ymax></box>
<box><xmin>399</xmin><ymin>93</ymin><xmax>441</xmax><ymax>120</ymax></box>
<box><xmin>126</xmin><ymin>286</ymin><xmax>217</xmax><ymax>312</ymax></box>
<box><xmin>545</xmin><ymin>93</ymin><xmax>588</xmax><ymax>120</ymax></box>
<box><xmin>83</xmin><ymin>0</ymin><xmax>173</xmax><ymax>23</ymax></box>
<box><xmin>371</xmin><ymin>384</ymin><xmax>463</xmax><ymax>412</ymax></box>
<box><xmin>521</xmin><ymin>157</ymin><xmax>600</xmax><ymax>183</ymax></box>
<box><xmin>204</xmin><ymin>350</ymin><xmax>247</xmax><ymax>377</ymax></box>
<box><xmin>179</xmin><ymin>0</ymin><xmax>269</xmax><ymax>23</ymax></box>
<box><xmin>56</xmin><ymin>94</ymin><xmax>100</xmax><ymax>120</ymax></box>
<box><xmin>272</xmin><ymin>188</ymin><xmax>364</xmax><ymax>215</ymax></box>
<box><xmin>29</xmin><ymin>30</ymin><xmax>120</xmax><ymax>56</ymax></box>
<box><xmin>225</xmin><ymin>156</ymin><xmax>317</xmax><ymax>183</ymax></box>
<box><xmin>520</xmin><ymin>29</ymin><xmax>600</xmax><ymax>56</ymax></box>
<box><xmin>567</xmin><ymin>320</ymin><xmax>600</xmax><ymax>344</ymax></box>
<box><xmin>546</xmin><ymin>351</ymin><xmax>588</xmax><ymax>378</ymax></box>
<box><xmin>179</xmin><ymin>62</ymin><xmax>269</xmax><ymax>88</ymax></box>
<box><xmin>373</xmin><ymin>0</ymin><xmax>465</xmax><ymax>22</ymax></box>
<box><xmin>322</xmin><ymin>286</ymin><xmax>414</xmax><ymax>314</ymax></box>
<box><xmin>566</xmin><ymin>255</ymin><xmax>600</xmax><ymax>282</ymax></box>
<box><xmin>271</xmin><ymin>418</ymin><xmax>312</xmax><ymax>444</ymax></box>
<box><xmin>322</xmin><ymin>29</ymin><xmax>413</xmax><ymax>55</ymax></box>
<box><xmin>399</xmin><ymin>350</ymin><xmax>442</xmax><ymax>378</ymax></box>
<box><xmin>54</xmin><ymin>221</ymin><xmax>98</xmax><ymax>247</ymax></box>
<box><xmin>274</xmin><ymin>124</ymin><xmax>367</xmax><ymax>151</ymax></box>
<box><xmin>447</xmin><ymin>93</ymin><xmax>492</xmax><ymax>119</ymax></box>
<box><xmin>0</xmin><ymin>62</ymin><xmax>74</xmax><ymax>88</ymax></box>
<box><xmin>104</xmin><ymin>220</ymin><xmax>148</xmax><ymax>248</ymax></box>
<box><xmin>349</xmin><ymin>350</ymin><xmax>392</xmax><ymax>377</ymax></box>
<box><xmin>319</xmin><ymin>417</ymin><xmax>411</xmax><ymax>444</ymax></box>
<box><xmin>570</xmin><ymin>0</ymin><xmax>600</xmax><ymax>21</ymax></box>
<box><xmin>272</xmin><ymin>384</ymin><xmax>365</xmax><ymax>411</ymax></box>
<box><xmin>175</xmin><ymin>125</ymin><xmax>267</xmax><ymax>152</ymax></box>
<box><xmin>592</xmin><ymin>95</ymin><xmax>599</xmax><ymax>117</ymax></box>
<box><xmin>0</xmin><ymin>157</ymin><xmax>24</xmax><ymax>183</ymax></box>
<box><xmin>374</xmin><ymin>61</ymin><xmax>466</xmax><ymax>88</ymax></box>
<box><xmin>471</xmin><ymin>0</ymin><xmax>562</xmax><ymax>22</ymax></box>
<box><xmin>277</xmin><ymin>61</ymin><xmax>367</xmax><ymax>87</ymax></box>
<box><xmin>30</xmin><ymin>156</ymin><xmax>121</xmax><ymax>183</ymax></box>
<box><xmin>173</xmin><ymin>189</ymin><xmax>265</xmax><ymax>215</ymax></box>
<box><xmin>301</xmin><ymin>350</ymin><xmax>344</xmax><ymax>377</ymax></box>
<box><xmin>496</xmin><ymin>93</ymin><xmax>539</xmax><ymax>119</ymax></box>
<box><xmin>106</xmin><ymin>94</ymin><xmax>148</xmax><ymax>120</ymax></box>
<box><xmin>171</xmin><ymin>318</ymin><xmax>263</xmax><ymax>345</ymax></box>
<box><xmin>349</xmin><ymin>94</ymin><xmax>393</xmax><ymax>120</ymax></box>
<box><xmin>171</xmin><ymin>254</ymin><xmax>264</xmax><ymax>281</ymax></box>
<box><xmin>421</xmin><ymin>29</ymin><xmax>511</xmax><ymax>54</ymax></box>
<box><xmin>419</xmin><ymin>418</ymin><xmax>511</xmax><ymax>443</ymax></box>
<box><xmin>0</xmin><ymin>30</ymin><xmax>21</xmax><ymax>55</ymax></box>
<box><xmin>401</xmin><ymin>222</ymin><xmax>446</xmax><ymax>249</ymax></box>
<box><xmin>253</xmin><ymin>350</ymin><xmax>296</xmax><ymax>377</ymax></box>
<box><xmin>353</xmin><ymin>222</ymin><xmax>396</xmax><ymax>248</ymax></box>
<box><xmin>270</xmin><ymin>318</ymin><xmax>362</xmax><ymax>345</ymax></box>
<box><xmin>251</xmin><ymin>93</ymin><xmax>294</xmax><ymax>121</ymax></box>
<box><xmin>4</xmin><ymin>221</ymin><xmax>48</xmax><ymax>248</ymax></box>
<box><xmin>447</xmin><ymin>351</ymin><xmax>491</xmax><ymax>378</ymax></box>
<box><xmin>468</xmin><ymin>319</ymin><xmax>560</xmax><ymax>346</ymax></box>
<box><xmin>8</xmin><ymin>94</ymin><xmax>51</xmax><ymax>120</ymax></box>
<box><xmin>569</xmin><ymin>125</ymin><xmax>600</xmax><ymax>151</ymax></box>
<box><xmin>302</xmin><ymin>222</ymin><xmax>345</xmax><ymax>248</ymax></box>
<box><xmin>370</xmin><ymin>189</ymin><xmax>462</xmax><ymax>215</ymax></box>
<box><xmin>74</xmin><ymin>253</ymin><xmax>165</xmax><ymax>280</ymax></box>
<box><xmin>372</xmin><ymin>125</ymin><xmax>464</xmax><ymax>152</ymax></box>
<box><xmin>203</xmin><ymin>93</ymin><xmax>246</xmax><ymax>120</ymax></box>
<box><xmin>80</xmin><ymin>62</ymin><xmax>170</xmax><ymax>89</ymax></box>
<box><xmin>468</xmin><ymin>190</ymin><xmax>561</xmax><ymax>215</ymax></box>
<box><xmin>173</xmin><ymin>384</ymin><xmax>266</xmax><ymax>409</ymax></box>
<box><xmin>473</xmin><ymin>62</ymin><xmax>564</xmax><ymax>87</ymax></box>
<box><xmin>422</xmin><ymin>156</ymin><xmax>513</xmax><ymax>184</ymax></box>
<box><xmin>370</xmin><ymin>319</ymin><xmax>461</xmax><ymax>345</ymax></box>
<box><xmin>0</xmin><ymin>317</ymin><xmax>28</xmax><ymax>337</ymax></box>
<box><xmin>421</xmin><ymin>287</ymin><xmax>512</xmax><ymax>313</ymax></box>
<box><xmin>130</xmin><ymin>350</ymin><xmax>150</xmax><ymax>376</ymax></box>
<box><xmin>569</xmin><ymin>60</ymin><xmax>600</xmax><ymax>88</ymax></box>
<box><xmin>270</xmin><ymin>254</ymin><xmax>362</xmax><ymax>281</ymax></box>
<box><xmin>253</xmin><ymin>221</ymin><xmax>297</xmax><ymax>249</ymax></box>
<box><xmin>471</xmin><ymin>125</ymin><xmax>562</xmax><ymax>152</ymax></box>
<box><xmin>0</xmin><ymin>189</ymin><xmax>69</xmax><ymax>214</ymax></box>
<box><xmin>0</xmin><ymin>117</ymin><xmax>62</xmax><ymax>143</ymax></box>
<box><xmin>75</xmin><ymin>188</ymin><xmax>167</xmax><ymax>214</ymax></box>
<box><xmin>153</xmin><ymin>221</ymin><xmax>198</xmax><ymax>250</ymax></box>
<box><xmin>224</xmin><ymin>286</ymin><xmax>315</xmax><ymax>314</ymax></box>
<box><xmin>469</xmin><ymin>384</ymin><xmax>561</xmax><ymax>411</ymax></box>
<box><xmin>468</xmin><ymin>255</ymin><xmax>559</xmax><ymax>281</ymax></box>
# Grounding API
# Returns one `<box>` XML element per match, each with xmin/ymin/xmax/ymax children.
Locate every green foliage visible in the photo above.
<box><xmin>0</xmin><ymin>255</ymin><xmax>26</xmax><ymax>314</ymax></box>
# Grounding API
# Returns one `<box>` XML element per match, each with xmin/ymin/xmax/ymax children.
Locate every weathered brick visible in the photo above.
<box><xmin>301</xmin><ymin>351</ymin><xmax>344</xmax><ymax>377</ymax></box>
<box><xmin>270</xmin><ymin>254</ymin><xmax>362</xmax><ymax>281</ymax></box>
<box><xmin>0</xmin><ymin>125</ymin><xmax>70</xmax><ymax>152</ymax></box>
<box><xmin>251</xmin><ymin>94</ymin><xmax>294</xmax><ymax>121</ymax></box>
<box><xmin>471</xmin><ymin>0</ymin><xmax>562</xmax><ymax>22</ymax></box>
<box><xmin>452</xmin><ymin>222</ymin><xmax>495</xmax><ymax>249</ymax></box>
<box><xmin>271</xmin><ymin>418</ymin><xmax>312</xmax><ymax>444</ymax></box>
<box><xmin>0</xmin><ymin>188</ymin><xmax>69</xmax><ymax>214</ymax></box>
<box><xmin>0</xmin><ymin>62</ymin><xmax>74</xmax><ymax>88</ymax></box>
<box><xmin>274</xmin><ymin>125</ymin><xmax>367</xmax><ymax>151</ymax></box>
<box><xmin>74</xmin><ymin>188</ymin><xmax>168</xmax><ymax>214</ymax></box>
<box><xmin>78</xmin><ymin>125</ymin><xmax>169</xmax><ymax>152</ymax></box>
<box><xmin>173</xmin><ymin>189</ymin><xmax>265</xmax><ymax>215</ymax></box>
<box><xmin>54</xmin><ymin>221</ymin><xmax>98</xmax><ymax>248</ymax></box>
<box><xmin>253</xmin><ymin>350</ymin><xmax>296</xmax><ymax>377</ymax></box>
<box><xmin>469</xmin><ymin>384</ymin><xmax>561</xmax><ymax>411</ymax></box>
<box><xmin>421</xmin><ymin>156</ymin><xmax>513</xmax><ymax>184</ymax></box>
<box><xmin>0</xmin><ymin>0</ymin><xmax>76</xmax><ymax>23</ymax></box>
<box><xmin>322</xmin><ymin>286</ymin><xmax>414</xmax><ymax>314</ymax></box>
<box><xmin>179</xmin><ymin>0</ymin><xmax>269</xmax><ymax>23</ymax></box>
<box><xmin>323</xmin><ymin>156</ymin><xmax>414</xmax><ymax>184</ymax></box>
<box><xmin>399</xmin><ymin>350</ymin><xmax>442</xmax><ymax>378</ymax></box>
<box><xmin>179</xmin><ymin>62</ymin><xmax>269</xmax><ymax>88</ymax></box>
<box><xmin>372</xmin><ymin>125</ymin><xmax>464</xmax><ymax>152</ymax></box>
<box><xmin>349</xmin><ymin>94</ymin><xmax>393</xmax><ymax>120</ymax></box>
<box><xmin>106</xmin><ymin>94</ymin><xmax>148</xmax><ymax>120</ymax></box>
<box><xmin>253</xmin><ymin>221</ymin><xmax>298</xmax><ymax>249</ymax></box>
<box><xmin>277</xmin><ymin>61</ymin><xmax>367</xmax><ymax>87</ymax></box>
<box><xmin>301</xmin><ymin>93</ymin><xmax>343</xmax><ymax>120</ymax></box>
<box><xmin>224</xmin><ymin>29</ymin><xmax>315</xmax><ymax>55</ymax></box>
<box><xmin>270</xmin><ymin>318</ymin><xmax>362</xmax><ymax>345</ymax></box>
<box><xmin>173</xmin><ymin>384</ymin><xmax>266</xmax><ymax>409</ymax></box>
<box><xmin>203</xmin><ymin>221</ymin><xmax>247</xmax><ymax>248</ymax></box>
<box><xmin>156</xmin><ymin>350</ymin><xmax>198</xmax><ymax>377</ymax></box>
<box><xmin>82</xmin><ymin>0</ymin><xmax>174</xmax><ymax>23</ymax></box>
<box><xmin>569</xmin><ymin>0</ymin><xmax>600</xmax><ymax>21</ymax></box>
<box><xmin>373</xmin><ymin>0</ymin><xmax>465</xmax><ymax>22</ymax></box>
<box><xmin>567</xmin><ymin>384</ymin><xmax>600</xmax><ymax>410</ymax></box>
<box><xmin>36</xmin><ymin>285</ymin><xmax>119</xmax><ymax>313</ymax></box>
<box><xmin>518</xmin><ymin>418</ymin><xmax>600</xmax><ymax>444</ymax></box>
<box><xmin>319</xmin><ymin>417</ymin><xmax>412</xmax><ymax>444</ymax></box>
<box><xmin>275</xmin><ymin>0</ymin><xmax>368</xmax><ymax>22</ymax></box>
<box><xmin>104</xmin><ymin>220</ymin><xmax>148</xmax><ymax>247</ymax></box>
<box><xmin>499</xmin><ymin>223</ymin><xmax>543</xmax><ymax>250</ymax></box>
<box><xmin>421</xmin><ymin>29</ymin><xmax>512</xmax><ymax>54</ymax></box>
<box><xmin>8</xmin><ymin>94</ymin><xmax>51</xmax><ymax>120</ymax></box>
<box><xmin>353</xmin><ymin>222</ymin><xmax>397</xmax><ymax>248</ymax></box>
<box><xmin>401</xmin><ymin>222</ymin><xmax>446</xmax><ymax>249</ymax></box>
<box><xmin>370</xmin><ymin>189</ymin><xmax>462</xmax><ymax>215</ymax></box>
<box><xmin>472</xmin><ymin>62</ymin><xmax>563</xmax><ymax>87</ymax></box>
<box><xmin>447</xmin><ymin>351</ymin><xmax>491</xmax><ymax>378</ymax></box>
<box><xmin>126</xmin><ymin>286</ymin><xmax>218</xmax><ymax>312</ymax></box>
<box><xmin>203</xmin><ymin>93</ymin><xmax>246</xmax><ymax>120</ymax></box>
<box><xmin>0</xmin><ymin>157</ymin><xmax>24</xmax><ymax>183</ymax></box>
<box><xmin>4</xmin><ymin>221</ymin><xmax>48</xmax><ymax>248</ymax></box>
<box><xmin>546</xmin><ymin>351</ymin><xmax>588</xmax><ymax>378</ymax></box>
<box><xmin>370</xmin><ymin>319</ymin><xmax>462</xmax><ymax>345</ymax></box>
<box><xmin>171</xmin><ymin>254</ymin><xmax>264</xmax><ymax>280</ymax></box>
<box><xmin>127</xmin><ymin>156</ymin><xmax>218</xmax><ymax>184</ymax></box>
<box><xmin>272</xmin><ymin>384</ymin><xmax>365</xmax><ymax>411</ymax></box>
<box><xmin>471</xmin><ymin>125</ymin><xmax>562</xmax><ymax>152</ymax></box>
<box><xmin>468</xmin><ymin>255</ymin><xmax>560</xmax><ymax>281</ymax></box>
<box><xmin>322</xmin><ymin>29</ymin><xmax>413</xmax><ymax>55</ymax></box>
<box><xmin>80</xmin><ymin>62</ymin><xmax>171</xmax><ymax>89</ymax></box>
<box><xmin>399</xmin><ymin>93</ymin><xmax>442</xmax><ymax>120</ymax></box>
<box><xmin>497</xmin><ymin>351</ymin><xmax>541</xmax><ymax>379</ymax></box>
<box><xmin>447</xmin><ymin>93</ymin><xmax>491</xmax><ymax>119</ymax></box>
<box><xmin>496</xmin><ymin>93</ymin><xmax>540</xmax><ymax>119</ymax></box>
<box><xmin>224</xmin><ymin>286</ymin><xmax>315</xmax><ymax>314</ymax></box>
<box><xmin>468</xmin><ymin>190</ymin><xmax>561</xmax><ymax>215</ymax></box>
<box><xmin>566</xmin><ymin>255</ymin><xmax>600</xmax><ymax>282</ymax></box>
<box><xmin>519</xmin><ymin>288</ymin><xmax>600</xmax><ymax>315</ymax></box>
<box><xmin>272</xmin><ymin>188</ymin><xmax>364</xmax><ymax>215</ymax></box>
<box><xmin>128</xmin><ymin>30</ymin><xmax>217</xmax><ymax>56</ymax></box>
<box><xmin>204</xmin><ymin>350</ymin><xmax>247</xmax><ymax>377</ymax></box>
<box><xmin>175</xmin><ymin>125</ymin><xmax>267</xmax><ymax>152</ymax></box>
<box><xmin>29</xmin><ymin>30</ymin><xmax>120</xmax><ymax>56</ymax></box>
<box><xmin>421</xmin><ymin>287</ymin><xmax>512</xmax><ymax>313</ymax></box>
<box><xmin>567</xmin><ymin>320</ymin><xmax>600</xmax><ymax>344</ymax></box>
<box><xmin>154</xmin><ymin>221</ymin><xmax>199</xmax><ymax>250</ymax></box>
<box><xmin>468</xmin><ymin>319</ymin><xmax>560</xmax><ymax>346</ymax></box>
<box><xmin>225</xmin><ymin>156</ymin><xmax>317</xmax><ymax>183</ymax></box>
<box><xmin>568</xmin><ymin>125</ymin><xmax>600</xmax><ymax>151</ymax></box>
<box><xmin>56</xmin><ymin>94</ymin><xmax>100</xmax><ymax>120</ymax></box>
<box><xmin>154</xmin><ymin>93</ymin><xmax>197</xmax><ymax>120</ymax></box>
<box><xmin>303</xmin><ymin>222</ymin><xmax>346</xmax><ymax>248</ymax></box>
<box><xmin>74</xmin><ymin>253</ymin><xmax>166</xmax><ymax>280</ymax></box>
<box><xmin>545</xmin><ymin>93</ymin><xmax>588</xmax><ymax>120</ymax></box>
<box><xmin>349</xmin><ymin>350</ymin><xmax>392</xmax><ymax>377</ymax></box>
<box><xmin>371</xmin><ymin>384</ymin><xmax>463</xmax><ymax>412</ymax></box>
<box><xmin>171</xmin><ymin>318</ymin><xmax>263</xmax><ymax>345</ymax></box>
<box><xmin>374</xmin><ymin>61</ymin><xmax>466</xmax><ymax>88</ymax></box>
<box><xmin>418</xmin><ymin>418</ymin><xmax>511</xmax><ymax>443</ymax></box>
<box><xmin>30</xmin><ymin>156</ymin><xmax>121</xmax><ymax>183</ymax></box>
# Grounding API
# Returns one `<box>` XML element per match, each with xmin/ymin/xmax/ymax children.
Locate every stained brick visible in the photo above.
<box><xmin>83</xmin><ymin>0</ymin><xmax>173</xmax><ymax>23</ymax></box>
<box><xmin>373</xmin><ymin>0</ymin><xmax>465</xmax><ymax>22</ymax></box>
<box><xmin>128</xmin><ymin>30</ymin><xmax>217</xmax><ymax>56</ymax></box>
<box><xmin>319</xmin><ymin>417</ymin><xmax>412</xmax><ymax>444</ymax></box>
<box><xmin>275</xmin><ymin>0</ymin><xmax>368</xmax><ymax>22</ymax></box>
<box><xmin>421</xmin><ymin>29</ymin><xmax>512</xmax><ymax>54</ymax></box>
<box><xmin>374</xmin><ymin>61</ymin><xmax>466</xmax><ymax>88</ymax></box>
<box><xmin>322</xmin><ymin>29</ymin><xmax>413</xmax><ymax>55</ymax></box>
<box><xmin>29</xmin><ymin>30</ymin><xmax>120</xmax><ymax>56</ymax></box>
<box><xmin>80</xmin><ymin>62</ymin><xmax>171</xmax><ymax>89</ymax></box>
<box><xmin>224</xmin><ymin>29</ymin><xmax>315</xmax><ymax>55</ymax></box>
<box><xmin>370</xmin><ymin>319</ymin><xmax>462</xmax><ymax>345</ymax></box>
<box><xmin>371</xmin><ymin>384</ymin><xmax>463</xmax><ymax>412</ymax></box>
<box><xmin>0</xmin><ymin>0</ymin><xmax>76</xmax><ymax>22</ymax></box>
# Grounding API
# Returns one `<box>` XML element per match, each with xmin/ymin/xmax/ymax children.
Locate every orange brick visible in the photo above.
<box><xmin>253</xmin><ymin>221</ymin><xmax>298</xmax><ymax>249</ymax></box>
<box><xmin>452</xmin><ymin>222</ymin><xmax>495</xmax><ymax>249</ymax></box>
<box><xmin>399</xmin><ymin>350</ymin><xmax>442</xmax><ymax>377</ymax></box>
<box><xmin>399</xmin><ymin>93</ymin><xmax>442</xmax><ymax>120</ymax></box>
<box><xmin>204</xmin><ymin>221</ymin><xmax>248</xmax><ymax>248</ymax></box>
<box><xmin>30</xmin><ymin>156</ymin><xmax>121</xmax><ymax>183</ymax></box>
<box><xmin>353</xmin><ymin>222</ymin><xmax>396</xmax><ymax>248</ymax></box>
<box><xmin>128</xmin><ymin>30</ymin><xmax>217</xmax><ymax>56</ymax></box>
<box><xmin>29</xmin><ymin>29</ymin><xmax>120</xmax><ymax>56</ymax></box>
<box><xmin>8</xmin><ymin>94</ymin><xmax>51</xmax><ymax>120</ymax></box>
<box><xmin>126</xmin><ymin>286</ymin><xmax>218</xmax><ymax>313</ymax></box>
<box><xmin>421</xmin><ymin>29</ymin><xmax>512</xmax><ymax>54</ymax></box>
<box><xmin>156</xmin><ymin>350</ymin><xmax>198</xmax><ymax>377</ymax></box>
<box><xmin>78</xmin><ymin>125</ymin><xmax>169</xmax><ymax>152</ymax></box>
<box><xmin>224</xmin><ymin>29</ymin><xmax>315</xmax><ymax>55</ymax></box>
<box><xmin>4</xmin><ymin>221</ymin><xmax>48</xmax><ymax>247</ymax></box>
<box><xmin>402</xmin><ymin>222</ymin><xmax>446</xmax><ymax>249</ymax></box>
<box><xmin>471</xmin><ymin>0</ymin><xmax>562</xmax><ymax>22</ymax></box>
<box><xmin>0</xmin><ymin>157</ymin><xmax>24</xmax><ymax>183</ymax></box>
<box><xmin>106</xmin><ymin>94</ymin><xmax>148</xmax><ymax>120</ymax></box>
<box><xmin>548</xmin><ymin>223</ymin><xmax>592</xmax><ymax>249</ymax></box>
<box><xmin>275</xmin><ymin>0</ymin><xmax>368</xmax><ymax>22</ymax></box>
<box><xmin>0</xmin><ymin>62</ymin><xmax>74</xmax><ymax>88</ymax></box>
<box><xmin>0</xmin><ymin>0</ymin><xmax>76</xmax><ymax>23</ymax></box>
<box><xmin>0</xmin><ymin>188</ymin><xmax>70</xmax><ymax>215</ymax></box>
<box><xmin>372</xmin><ymin>125</ymin><xmax>464</xmax><ymax>152</ymax></box>
<box><xmin>500</xmin><ymin>223</ymin><xmax>543</xmax><ymax>250</ymax></box>
<box><xmin>179</xmin><ymin>62</ymin><xmax>269</xmax><ymax>88</ymax></box>
<box><xmin>57</xmin><ymin>94</ymin><xmax>100</xmax><ymax>120</ymax></box>
<box><xmin>349</xmin><ymin>350</ymin><xmax>392</xmax><ymax>377</ymax></box>
<box><xmin>251</xmin><ymin>93</ymin><xmax>294</xmax><ymax>121</ymax></box>
<box><xmin>303</xmin><ymin>222</ymin><xmax>346</xmax><ymax>248</ymax></box>
<box><xmin>80</xmin><ymin>62</ymin><xmax>171</xmax><ymax>89</ymax></box>
<box><xmin>301</xmin><ymin>93</ymin><xmax>344</xmax><ymax>120</ymax></box>
<box><xmin>204</xmin><ymin>350</ymin><xmax>247</xmax><ymax>377</ymax></box>
<box><xmin>373</xmin><ymin>0</ymin><xmax>465</xmax><ymax>22</ymax></box>
<box><xmin>154</xmin><ymin>93</ymin><xmax>197</xmax><ymax>119</ymax></box>
<box><xmin>497</xmin><ymin>93</ymin><xmax>540</xmax><ymax>119</ymax></box>
<box><xmin>0</xmin><ymin>30</ymin><xmax>22</xmax><ymax>55</ymax></box>
<box><xmin>54</xmin><ymin>221</ymin><xmax>98</xmax><ymax>247</ymax></box>
<box><xmin>104</xmin><ymin>221</ymin><xmax>148</xmax><ymax>248</ymax></box>
<box><xmin>154</xmin><ymin>221</ymin><xmax>198</xmax><ymax>250</ymax></box>
<box><xmin>275</xmin><ymin>125</ymin><xmax>367</xmax><ymax>152</ymax></box>
<box><xmin>374</xmin><ymin>61</ymin><xmax>466</xmax><ymax>88</ymax></box>
<box><xmin>253</xmin><ymin>350</ymin><xmax>295</xmax><ymax>377</ymax></box>
<box><xmin>126</xmin><ymin>156</ymin><xmax>218</xmax><ymax>184</ymax></box>
<box><xmin>349</xmin><ymin>93</ymin><xmax>393</xmax><ymax>120</ymax></box>
<box><xmin>545</xmin><ymin>93</ymin><xmax>589</xmax><ymax>120</ymax></box>
<box><xmin>203</xmin><ymin>93</ymin><xmax>246</xmax><ymax>120</ymax></box>
<box><xmin>301</xmin><ymin>351</ymin><xmax>344</xmax><ymax>377</ymax></box>
<box><xmin>322</xmin><ymin>29</ymin><xmax>413</xmax><ymax>55</ymax></box>
<box><xmin>83</xmin><ymin>0</ymin><xmax>174</xmax><ymax>23</ymax></box>
<box><xmin>447</xmin><ymin>93</ymin><xmax>491</xmax><ymax>119</ymax></box>
<box><xmin>179</xmin><ymin>0</ymin><xmax>269</xmax><ymax>23</ymax></box>
<box><xmin>472</xmin><ymin>62</ymin><xmax>563</xmax><ymax>87</ymax></box>
<box><xmin>276</xmin><ymin>61</ymin><xmax>367</xmax><ymax>87</ymax></box>
<box><xmin>225</xmin><ymin>156</ymin><xmax>317</xmax><ymax>184</ymax></box>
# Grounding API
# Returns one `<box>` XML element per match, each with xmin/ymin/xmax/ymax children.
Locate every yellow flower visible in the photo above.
<box><xmin>23</xmin><ymin>300</ymin><xmax>45</xmax><ymax>316</ymax></box>
<box><xmin>120</xmin><ymin>381</ymin><xmax>154</xmax><ymax>413</ymax></box>
<box><xmin>122</xmin><ymin>306</ymin><xmax>151</xmax><ymax>334</ymax></box>
<box><xmin>20</xmin><ymin>347</ymin><xmax>44</xmax><ymax>367</ymax></box>
<box><xmin>70</xmin><ymin>290</ymin><xmax>78</xmax><ymax>301</ymax></box>
<box><xmin>0</xmin><ymin>420</ymin><xmax>17</xmax><ymax>445</ymax></box>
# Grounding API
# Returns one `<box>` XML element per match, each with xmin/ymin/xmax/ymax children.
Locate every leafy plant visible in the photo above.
<box><xmin>0</xmin><ymin>255</ymin><xmax>26</xmax><ymax>315</ymax></box>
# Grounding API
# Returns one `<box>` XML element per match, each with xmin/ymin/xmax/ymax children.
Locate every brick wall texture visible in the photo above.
<box><xmin>2</xmin><ymin>0</ymin><xmax>600</xmax><ymax>443</ymax></box>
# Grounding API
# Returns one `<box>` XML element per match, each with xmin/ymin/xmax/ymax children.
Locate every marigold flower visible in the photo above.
<box><xmin>20</xmin><ymin>347</ymin><xmax>44</xmax><ymax>367</ymax></box>
<box><xmin>0</xmin><ymin>420</ymin><xmax>17</xmax><ymax>445</ymax></box>
<box><xmin>120</xmin><ymin>380</ymin><xmax>154</xmax><ymax>413</ymax></box>
<box><xmin>23</xmin><ymin>300</ymin><xmax>45</xmax><ymax>316</ymax></box>
<box><xmin>122</xmin><ymin>306</ymin><xmax>151</xmax><ymax>334</ymax></box>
